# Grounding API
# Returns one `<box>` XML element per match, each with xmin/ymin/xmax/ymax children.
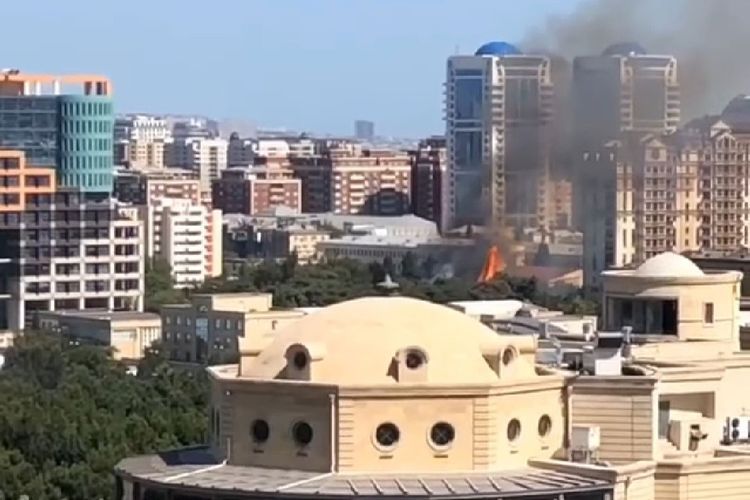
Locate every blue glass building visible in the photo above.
<box><xmin>0</xmin><ymin>73</ymin><xmax>114</xmax><ymax>194</ymax></box>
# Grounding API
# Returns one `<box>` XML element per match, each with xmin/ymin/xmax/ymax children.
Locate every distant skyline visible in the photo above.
<box><xmin>6</xmin><ymin>0</ymin><xmax>584</xmax><ymax>137</ymax></box>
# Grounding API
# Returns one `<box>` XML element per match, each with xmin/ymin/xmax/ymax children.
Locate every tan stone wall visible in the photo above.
<box><xmin>614</xmin><ymin>468</ymin><xmax>655</xmax><ymax>500</ymax></box>
<box><xmin>717</xmin><ymin>362</ymin><xmax>750</xmax><ymax>420</ymax></box>
<box><xmin>654</xmin><ymin>471</ymin><xmax>680</xmax><ymax>500</ymax></box>
<box><xmin>338</xmin><ymin>395</ymin><xmax>475</xmax><ymax>472</ymax></box>
<box><xmin>571</xmin><ymin>381</ymin><xmax>657</xmax><ymax>464</ymax></box>
<box><xmin>337</xmin><ymin>385</ymin><xmax>565</xmax><ymax>473</ymax></box>
<box><xmin>223</xmin><ymin>383</ymin><xmax>333</xmax><ymax>473</ymax></box>
<box><xmin>656</xmin><ymin>458</ymin><xmax>750</xmax><ymax>500</ymax></box>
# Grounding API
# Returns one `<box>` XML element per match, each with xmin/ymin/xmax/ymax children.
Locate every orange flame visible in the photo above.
<box><xmin>477</xmin><ymin>245</ymin><xmax>506</xmax><ymax>283</ymax></box>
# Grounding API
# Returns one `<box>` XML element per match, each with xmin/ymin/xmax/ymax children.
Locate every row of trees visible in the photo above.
<box><xmin>145</xmin><ymin>253</ymin><xmax>598</xmax><ymax>315</ymax></box>
<box><xmin>0</xmin><ymin>334</ymin><xmax>208</xmax><ymax>499</ymax></box>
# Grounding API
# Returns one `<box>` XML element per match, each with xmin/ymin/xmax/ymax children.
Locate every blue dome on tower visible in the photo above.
<box><xmin>475</xmin><ymin>41</ymin><xmax>522</xmax><ymax>57</ymax></box>
<box><xmin>602</xmin><ymin>42</ymin><xmax>647</xmax><ymax>57</ymax></box>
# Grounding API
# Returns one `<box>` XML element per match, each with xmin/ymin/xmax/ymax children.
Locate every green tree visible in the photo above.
<box><xmin>400</xmin><ymin>251</ymin><xmax>420</xmax><ymax>279</ymax></box>
<box><xmin>281</xmin><ymin>252</ymin><xmax>299</xmax><ymax>281</ymax></box>
<box><xmin>421</xmin><ymin>255</ymin><xmax>438</xmax><ymax>279</ymax></box>
<box><xmin>0</xmin><ymin>332</ymin><xmax>208</xmax><ymax>500</ymax></box>
<box><xmin>144</xmin><ymin>259</ymin><xmax>187</xmax><ymax>312</ymax></box>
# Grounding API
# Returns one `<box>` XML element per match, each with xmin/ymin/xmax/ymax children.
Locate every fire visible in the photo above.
<box><xmin>477</xmin><ymin>245</ymin><xmax>506</xmax><ymax>283</ymax></box>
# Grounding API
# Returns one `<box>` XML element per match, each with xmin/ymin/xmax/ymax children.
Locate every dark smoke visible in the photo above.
<box><xmin>522</xmin><ymin>0</ymin><xmax>750</xmax><ymax>120</ymax></box>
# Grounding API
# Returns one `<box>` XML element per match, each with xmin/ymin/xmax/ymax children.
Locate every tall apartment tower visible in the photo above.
<box><xmin>0</xmin><ymin>70</ymin><xmax>114</xmax><ymax>194</ymax></box>
<box><xmin>290</xmin><ymin>146</ymin><xmax>411</xmax><ymax>215</ymax></box>
<box><xmin>445</xmin><ymin>42</ymin><xmax>554</xmax><ymax>231</ymax></box>
<box><xmin>0</xmin><ymin>151</ymin><xmax>144</xmax><ymax>332</ymax></box>
<box><xmin>575</xmin><ymin>43</ymin><xmax>681</xmax><ymax>290</ymax></box>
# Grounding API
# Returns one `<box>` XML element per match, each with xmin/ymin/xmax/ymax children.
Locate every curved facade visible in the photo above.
<box><xmin>58</xmin><ymin>96</ymin><xmax>114</xmax><ymax>193</ymax></box>
<box><xmin>116</xmin><ymin>296</ymin><xmax>614</xmax><ymax>500</ymax></box>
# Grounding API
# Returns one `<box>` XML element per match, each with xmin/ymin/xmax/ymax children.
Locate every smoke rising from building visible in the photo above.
<box><xmin>522</xmin><ymin>0</ymin><xmax>750</xmax><ymax>120</ymax></box>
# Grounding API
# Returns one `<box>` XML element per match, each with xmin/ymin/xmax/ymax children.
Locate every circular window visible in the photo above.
<box><xmin>293</xmin><ymin>351</ymin><xmax>308</xmax><ymax>370</ymax></box>
<box><xmin>251</xmin><ymin>419</ymin><xmax>270</xmax><ymax>443</ymax></box>
<box><xmin>430</xmin><ymin>422</ymin><xmax>455</xmax><ymax>448</ymax></box>
<box><xmin>538</xmin><ymin>415</ymin><xmax>552</xmax><ymax>438</ymax></box>
<box><xmin>375</xmin><ymin>423</ymin><xmax>400</xmax><ymax>449</ymax></box>
<box><xmin>507</xmin><ymin>419</ymin><xmax>521</xmax><ymax>442</ymax></box>
<box><xmin>502</xmin><ymin>347</ymin><xmax>516</xmax><ymax>366</ymax></box>
<box><xmin>405</xmin><ymin>350</ymin><xmax>425</xmax><ymax>369</ymax></box>
<box><xmin>292</xmin><ymin>421</ymin><xmax>314</xmax><ymax>446</ymax></box>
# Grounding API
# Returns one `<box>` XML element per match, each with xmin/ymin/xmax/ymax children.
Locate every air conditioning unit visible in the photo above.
<box><xmin>570</xmin><ymin>425</ymin><xmax>600</xmax><ymax>463</ymax></box>
<box><xmin>724</xmin><ymin>416</ymin><xmax>750</xmax><ymax>443</ymax></box>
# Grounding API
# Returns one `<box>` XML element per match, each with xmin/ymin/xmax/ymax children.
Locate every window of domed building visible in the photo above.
<box><xmin>292</xmin><ymin>421</ymin><xmax>313</xmax><ymax>446</ymax></box>
<box><xmin>507</xmin><ymin>419</ymin><xmax>521</xmax><ymax>442</ymax></box>
<box><xmin>375</xmin><ymin>422</ymin><xmax>400</xmax><ymax>450</ymax></box>
<box><xmin>405</xmin><ymin>349</ymin><xmax>425</xmax><ymax>369</ymax></box>
<box><xmin>502</xmin><ymin>346</ymin><xmax>517</xmax><ymax>366</ymax></box>
<box><xmin>293</xmin><ymin>351</ymin><xmax>308</xmax><ymax>370</ymax></box>
<box><xmin>538</xmin><ymin>415</ymin><xmax>552</xmax><ymax>438</ymax></box>
<box><xmin>430</xmin><ymin>422</ymin><xmax>455</xmax><ymax>449</ymax></box>
<box><xmin>251</xmin><ymin>419</ymin><xmax>270</xmax><ymax>444</ymax></box>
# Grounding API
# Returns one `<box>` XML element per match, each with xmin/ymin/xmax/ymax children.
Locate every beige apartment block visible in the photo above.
<box><xmin>584</xmin><ymin>119</ymin><xmax>750</xmax><ymax>291</ymax></box>
<box><xmin>36</xmin><ymin>310</ymin><xmax>161</xmax><ymax>361</ymax></box>
<box><xmin>290</xmin><ymin>147</ymin><xmax>412</xmax><ymax>215</ymax></box>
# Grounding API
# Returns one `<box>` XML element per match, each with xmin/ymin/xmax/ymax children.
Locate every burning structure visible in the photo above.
<box><xmin>476</xmin><ymin>245</ymin><xmax>506</xmax><ymax>283</ymax></box>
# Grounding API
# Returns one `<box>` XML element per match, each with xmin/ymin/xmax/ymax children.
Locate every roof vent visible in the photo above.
<box><xmin>583</xmin><ymin>332</ymin><xmax>623</xmax><ymax>376</ymax></box>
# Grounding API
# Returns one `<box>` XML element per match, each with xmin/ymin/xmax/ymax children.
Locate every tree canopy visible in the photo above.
<box><xmin>0</xmin><ymin>333</ymin><xmax>208</xmax><ymax>500</ymax></box>
<box><xmin>193</xmin><ymin>254</ymin><xmax>599</xmax><ymax>315</ymax></box>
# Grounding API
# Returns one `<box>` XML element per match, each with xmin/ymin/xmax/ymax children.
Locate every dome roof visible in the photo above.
<box><xmin>634</xmin><ymin>252</ymin><xmax>704</xmax><ymax>278</ymax></box>
<box><xmin>475</xmin><ymin>41</ymin><xmax>522</xmax><ymax>57</ymax></box>
<box><xmin>602</xmin><ymin>42</ymin><xmax>647</xmax><ymax>57</ymax></box>
<box><xmin>241</xmin><ymin>296</ymin><xmax>513</xmax><ymax>385</ymax></box>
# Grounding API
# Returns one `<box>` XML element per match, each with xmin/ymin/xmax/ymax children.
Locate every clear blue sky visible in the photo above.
<box><xmin>5</xmin><ymin>0</ymin><xmax>583</xmax><ymax>137</ymax></box>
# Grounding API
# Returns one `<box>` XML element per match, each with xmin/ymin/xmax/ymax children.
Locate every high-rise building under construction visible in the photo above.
<box><xmin>445</xmin><ymin>42</ymin><xmax>554</xmax><ymax>231</ymax></box>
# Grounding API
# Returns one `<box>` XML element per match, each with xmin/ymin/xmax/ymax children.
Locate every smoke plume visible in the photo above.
<box><xmin>522</xmin><ymin>0</ymin><xmax>750</xmax><ymax>120</ymax></box>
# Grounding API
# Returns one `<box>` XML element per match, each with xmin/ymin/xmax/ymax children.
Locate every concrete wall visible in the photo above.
<box><xmin>656</xmin><ymin>456</ymin><xmax>750</xmax><ymax>500</ymax></box>
<box><xmin>223</xmin><ymin>383</ymin><xmax>334</xmax><ymax>473</ymax></box>
<box><xmin>571</xmin><ymin>378</ymin><xmax>657</xmax><ymax>464</ymax></box>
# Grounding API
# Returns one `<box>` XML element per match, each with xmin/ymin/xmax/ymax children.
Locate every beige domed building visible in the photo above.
<box><xmin>117</xmin><ymin>252</ymin><xmax>750</xmax><ymax>500</ymax></box>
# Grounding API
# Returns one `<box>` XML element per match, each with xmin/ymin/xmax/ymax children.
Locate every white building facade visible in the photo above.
<box><xmin>445</xmin><ymin>42</ymin><xmax>553</xmax><ymax>231</ymax></box>
<box><xmin>143</xmin><ymin>197</ymin><xmax>223</xmax><ymax>288</ymax></box>
<box><xmin>167</xmin><ymin>137</ymin><xmax>228</xmax><ymax>191</ymax></box>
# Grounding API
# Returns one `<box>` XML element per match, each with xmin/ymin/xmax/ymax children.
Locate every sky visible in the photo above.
<box><xmin>1</xmin><ymin>0</ymin><xmax>584</xmax><ymax>137</ymax></box>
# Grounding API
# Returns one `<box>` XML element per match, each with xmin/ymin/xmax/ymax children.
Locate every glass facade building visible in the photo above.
<box><xmin>0</xmin><ymin>93</ymin><xmax>114</xmax><ymax>194</ymax></box>
<box><xmin>445</xmin><ymin>44</ymin><xmax>554</xmax><ymax>230</ymax></box>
